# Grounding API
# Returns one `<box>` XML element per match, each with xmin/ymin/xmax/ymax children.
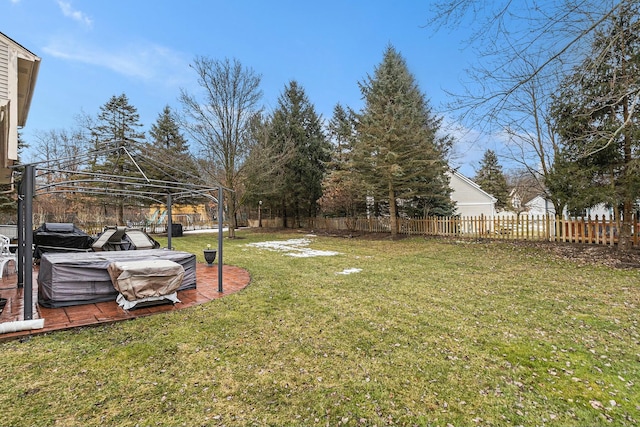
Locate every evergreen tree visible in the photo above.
<box><xmin>327</xmin><ymin>103</ymin><xmax>355</xmax><ymax>165</ymax></box>
<box><xmin>142</xmin><ymin>105</ymin><xmax>202</xmax><ymax>206</ymax></box>
<box><xmin>242</xmin><ymin>112</ymin><xmax>296</xmax><ymax>219</ymax></box>
<box><xmin>91</xmin><ymin>93</ymin><xmax>145</xmax><ymax>224</ymax></box>
<box><xmin>354</xmin><ymin>45</ymin><xmax>453</xmax><ymax>234</ymax></box>
<box><xmin>149</xmin><ymin>105</ymin><xmax>189</xmax><ymax>152</ymax></box>
<box><xmin>145</xmin><ymin>106</ymin><xmax>200</xmax><ymax>186</ymax></box>
<box><xmin>474</xmin><ymin>149</ymin><xmax>509</xmax><ymax>210</ymax></box>
<box><xmin>92</xmin><ymin>93</ymin><xmax>145</xmax><ymax>156</ymax></box>
<box><xmin>319</xmin><ymin>103</ymin><xmax>367</xmax><ymax>217</ymax></box>
<box><xmin>269</xmin><ymin>81</ymin><xmax>330</xmax><ymax>226</ymax></box>
<box><xmin>550</xmin><ymin>4</ymin><xmax>640</xmax><ymax>250</ymax></box>
<box><xmin>544</xmin><ymin>149</ymin><xmax>599</xmax><ymax>217</ymax></box>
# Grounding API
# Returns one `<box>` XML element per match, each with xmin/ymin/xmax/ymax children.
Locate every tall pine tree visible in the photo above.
<box><xmin>145</xmin><ymin>106</ymin><xmax>199</xmax><ymax>184</ymax></box>
<box><xmin>354</xmin><ymin>45</ymin><xmax>453</xmax><ymax>234</ymax></box>
<box><xmin>91</xmin><ymin>93</ymin><xmax>145</xmax><ymax>225</ymax></box>
<box><xmin>550</xmin><ymin>3</ymin><xmax>640</xmax><ymax>250</ymax></box>
<box><xmin>269</xmin><ymin>81</ymin><xmax>329</xmax><ymax>226</ymax></box>
<box><xmin>474</xmin><ymin>149</ymin><xmax>509</xmax><ymax>210</ymax></box>
<box><xmin>143</xmin><ymin>105</ymin><xmax>202</xmax><ymax>206</ymax></box>
<box><xmin>318</xmin><ymin>103</ymin><xmax>367</xmax><ymax>217</ymax></box>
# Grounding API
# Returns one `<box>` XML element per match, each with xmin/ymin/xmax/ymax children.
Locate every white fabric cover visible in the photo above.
<box><xmin>116</xmin><ymin>292</ymin><xmax>181</xmax><ymax>310</ymax></box>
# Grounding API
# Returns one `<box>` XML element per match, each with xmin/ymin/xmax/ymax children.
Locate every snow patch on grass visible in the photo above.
<box><xmin>336</xmin><ymin>268</ymin><xmax>362</xmax><ymax>275</ymax></box>
<box><xmin>247</xmin><ymin>238</ymin><xmax>340</xmax><ymax>258</ymax></box>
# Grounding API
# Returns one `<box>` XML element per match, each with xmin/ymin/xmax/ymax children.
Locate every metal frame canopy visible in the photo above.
<box><xmin>12</xmin><ymin>143</ymin><xmax>229</xmax><ymax>320</ymax></box>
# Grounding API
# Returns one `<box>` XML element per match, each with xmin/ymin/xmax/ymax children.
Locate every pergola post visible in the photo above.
<box><xmin>8</xmin><ymin>145</ymin><xmax>233</xmax><ymax>322</ymax></box>
<box><xmin>17</xmin><ymin>195</ymin><xmax>23</xmax><ymax>288</ymax></box>
<box><xmin>19</xmin><ymin>164</ymin><xmax>35</xmax><ymax>320</ymax></box>
<box><xmin>218</xmin><ymin>186</ymin><xmax>223</xmax><ymax>293</ymax></box>
<box><xmin>167</xmin><ymin>193</ymin><xmax>173</xmax><ymax>250</ymax></box>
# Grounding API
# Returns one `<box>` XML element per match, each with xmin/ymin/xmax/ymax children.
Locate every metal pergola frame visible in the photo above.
<box><xmin>12</xmin><ymin>144</ymin><xmax>229</xmax><ymax>320</ymax></box>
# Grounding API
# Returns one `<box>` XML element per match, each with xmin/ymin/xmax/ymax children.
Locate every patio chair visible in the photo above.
<box><xmin>125</xmin><ymin>229</ymin><xmax>160</xmax><ymax>250</ymax></box>
<box><xmin>92</xmin><ymin>226</ymin><xmax>128</xmax><ymax>251</ymax></box>
<box><xmin>0</xmin><ymin>234</ymin><xmax>17</xmax><ymax>278</ymax></box>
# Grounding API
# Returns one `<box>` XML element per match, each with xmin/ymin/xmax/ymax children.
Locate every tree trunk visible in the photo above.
<box><xmin>552</xmin><ymin>199</ymin><xmax>564</xmax><ymax>237</ymax></box>
<box><xmin>619</xmin><ymin>199</ymin><xmax>633</xmax><ymax>251</ymax></box>
<box><xmin>294</xmin><ymin>200</ymin><xmax>300</xmax><ymax>228</ymax></box>
<box><xmin>282</xmin><ymin>199</ymin><xmax>288</xmax><ymax>228</ymax></box>
<box><xmin>618</xmin><ymin>88</ymin><xmax>633</xmax><ymax>252</ymax></box>
<box><xmin>389</xmin><ymin>183</ymin><xmax>398</xmax><ymax>236</ymax></box>
<box><xmin>117</xmin><ymin>200</ymin><xmax>125</xmax><ymax>226</ymax></box>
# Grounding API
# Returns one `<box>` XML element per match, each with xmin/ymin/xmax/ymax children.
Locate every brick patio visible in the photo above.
<box><xmin>0</xmin><ymin>262</ymin><xmax>250</xmax><ymax>342</ymax></box>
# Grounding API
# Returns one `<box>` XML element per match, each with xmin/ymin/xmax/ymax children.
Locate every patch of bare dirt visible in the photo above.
<box><xmin>496</xmin><ymin>239</ymin><xmax>640</xmax><ymax>269</ymax></box>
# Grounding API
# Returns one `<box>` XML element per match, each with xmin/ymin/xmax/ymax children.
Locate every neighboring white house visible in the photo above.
<box><xmin>0</xmin><ymin>32</ymin><xmax>40</xmax><ymax>184</ymax></box>
<box><xmin>525</xmin><ymin>195</ymin><xmax>557</xmax><ymax>216</ymax></box>
<box><xmin>447</xmin><ymin>170</ymin><xmax>497</xmax><ymax>218</ymax></box>
<box><xmin>526</xmin><ymin>195</ymin><xmax>613</xmax><ymax>219</ymax></box>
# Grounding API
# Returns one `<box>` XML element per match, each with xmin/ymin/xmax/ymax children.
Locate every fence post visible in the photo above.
<box><xmin>469</xmin><ymin>215</ymin><xmax>474</xmax><ymax>238</ymax></box>
<box><xmin>610</xmin><ymin>214</ymin><xmax>615</xmax><ymax>246</ymax></box>
<box><xmin>559</xmin><ymin>217</ymin><xmax>569</xmax><ymax>242</ymax></box>
<box><xmin>545</xmin><ymin>214</ymin><xmax>550</xmax><ymax>240</ymax></box>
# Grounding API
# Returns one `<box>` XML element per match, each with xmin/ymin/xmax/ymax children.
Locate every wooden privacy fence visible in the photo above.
<box><xmin>307</xmin><ymin>214</ymin><xmax>640</xmax><ymax>247</ymax></box>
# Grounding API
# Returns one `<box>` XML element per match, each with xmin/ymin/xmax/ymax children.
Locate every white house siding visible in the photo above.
<box><xmin>526</xmin><ymin>196</ymin><xmax>613</xmax><ymax>220</ymax></box>
<box><xmin>0</xmin><ymin>40</ymin><xmax>8</xmax><ymax>100</ymax></box>
<box><xmin>447</xmin><ymin>171</ymin><xmax>497</xmax><ymax>218</ymax></box>
<box><xmin>585</xmin><ymin>204</ymin><xmax>613</xmax><ymax>220</ymax></box>
<box><xmin>0</xmin><ymin>38</ymin><xmax>9</xmax><ymax>182</ymax></box>
<box><xmin>525</xmin><ymin>195</ymin><xmax>556</xmax><ymax>216</ymax></box>
<box><xmin>454</xmin><ymin>202</ymin><xmax>495</xmax><ymax>217</ymax></box>
<box><xmin>0</xmin><ymin>33</ymin><xmax>40</xmax><ymax>183</ymax></box>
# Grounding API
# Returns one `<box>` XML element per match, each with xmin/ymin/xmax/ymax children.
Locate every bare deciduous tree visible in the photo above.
<box><xmin>550</xmin><ymin>3</ymin><xmax>640</xmax><ymax>250</ymax></box>
<box><xmin>428</xmin><ymin>0</ymin><xmax>629</xmax><ymax>158</ymax></box>
<box><xmin>241</xmin><ymin>112</ymin><xmax>295</xmax><ymax>213</ymax></box>
<box><xmin>179</xmin><ymin>57</ymin><xmax>262</xmax><ymax>238</ymax></box>
<box><xmin>430</xmin><ymin>0</ymin><xmax>638</xmax><ymax>247</ymax></box>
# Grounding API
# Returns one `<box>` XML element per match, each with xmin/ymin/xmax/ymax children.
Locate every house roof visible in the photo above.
<box><xmin>524</xmin><ymin>194</ymin><xmax>546</xmax><ymax>207</ymax></box>
<box><xmin>1</xmin><ymin>31</ymin><xmax>41</xmax><ymax>127</ymax></box>
<box><xmin>447</xmin><ymin>169</ymin><xmax>498</xmax><ymax>203</ymax></box>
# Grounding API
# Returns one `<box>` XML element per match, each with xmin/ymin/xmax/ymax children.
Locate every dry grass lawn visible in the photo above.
<box><xmin>0</xmin><ymin>229</ymin><xmax>638</xmax><ymax>426</ymax></box>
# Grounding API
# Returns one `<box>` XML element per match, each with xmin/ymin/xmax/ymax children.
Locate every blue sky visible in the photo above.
<box><xmin>2</xmin><ymin>0</ymin><xmax>491</xmax><ymax>176</ymax></box>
